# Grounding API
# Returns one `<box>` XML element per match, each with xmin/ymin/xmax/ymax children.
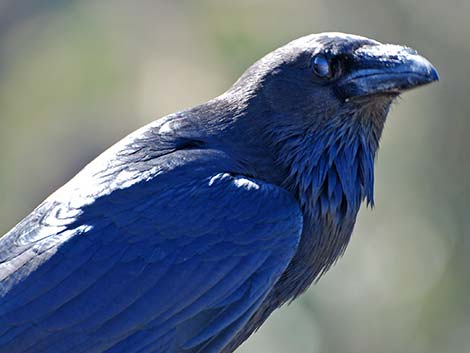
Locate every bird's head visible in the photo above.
<box><xmin>231</xmin><ymin>32</ymin><xmax>437</xmax><ymax>126</ymax></box>
<box><xmin>224</xmin><ymin>32</ymin><xmax>438</xmax><ymax>226</ymax></box>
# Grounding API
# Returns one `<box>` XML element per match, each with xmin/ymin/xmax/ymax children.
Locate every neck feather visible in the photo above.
<box><xmin>266</xmin><ymin>110</ymin><xmax>384</xmax><ymax>290</ymax></box>
<box><xmin>280</xmin><ymin>118</ymin><xmax>378</xmax><ymax>221</ymax></box>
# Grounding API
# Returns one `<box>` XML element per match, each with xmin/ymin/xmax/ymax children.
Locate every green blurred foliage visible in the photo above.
<box><xmin>0</xmin><ymin>1</ymin><xmax>469</xmax><ymax>352</ymax></box>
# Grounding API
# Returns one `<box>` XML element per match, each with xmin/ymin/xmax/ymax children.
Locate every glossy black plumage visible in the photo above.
<box><xmin>0</xmin><ymin>32</ymin><xmax>437</xmax><ymax>353</ymax></box>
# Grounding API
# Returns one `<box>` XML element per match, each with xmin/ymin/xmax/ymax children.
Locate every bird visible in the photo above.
<box><xmin>0</xmin><ymin>32</ymin><xmax>438</xmax><ymax>353</ymax></box>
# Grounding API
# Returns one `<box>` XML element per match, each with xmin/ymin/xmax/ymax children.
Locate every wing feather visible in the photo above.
<box><xmin>0</xmin><ymin>150</ymin><xmax>302</xmax><ymax>353</ymax></box>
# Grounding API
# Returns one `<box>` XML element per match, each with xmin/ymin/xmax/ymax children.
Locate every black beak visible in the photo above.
<box><xmin>338</xmin><ymin>44</ymin><xmax>439</xmax><ymax>99</ymax></box>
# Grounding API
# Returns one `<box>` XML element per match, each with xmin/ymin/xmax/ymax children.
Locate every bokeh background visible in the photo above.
<box><xmin>0</xmin><ymin>1</ymin><xmax>468</xmax><ymax>352</ymax></box>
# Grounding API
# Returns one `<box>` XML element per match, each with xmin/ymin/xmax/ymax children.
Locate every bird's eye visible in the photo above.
<box><xmin>312</xmin><ymin>54</ymin><xmax>334</xmax><ymax>79</ymax></box>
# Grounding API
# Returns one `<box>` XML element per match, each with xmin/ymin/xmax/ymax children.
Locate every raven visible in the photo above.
<box><xmin>0</xmin><ymin>33</ymin><xmax>437</xmax><ymax>353</ymax></box>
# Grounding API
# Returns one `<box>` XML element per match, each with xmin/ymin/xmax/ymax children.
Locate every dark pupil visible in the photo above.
<box><xmin>313</xmin><ymin>55</ymin><xmax>331</xmax><ymax>78</ymax></box>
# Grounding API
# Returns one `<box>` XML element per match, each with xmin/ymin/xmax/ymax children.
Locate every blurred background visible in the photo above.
<box><xmin>0</xmin><ymin>1</ymin><xmax>468</xmax><ymax>352</ymax></box>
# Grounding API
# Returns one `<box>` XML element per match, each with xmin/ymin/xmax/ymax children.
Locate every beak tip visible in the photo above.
<box><xmin>428</xmin><ymin>65</ymin><xmax>440</xmax><ymax>82</ymax></box>
<box><xmin>409</xmin><ymin>52</ymin><xmax>439</xmax><ymax>85</ymax></box>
